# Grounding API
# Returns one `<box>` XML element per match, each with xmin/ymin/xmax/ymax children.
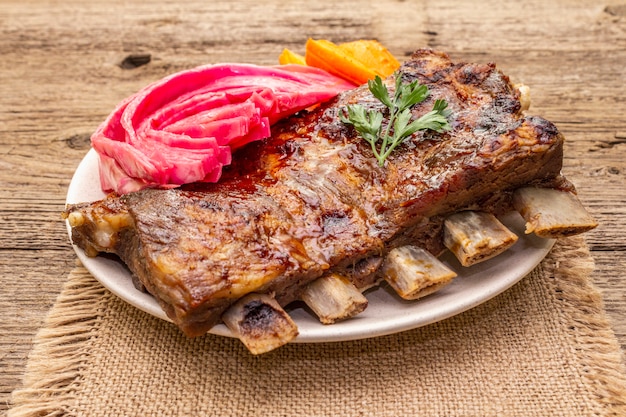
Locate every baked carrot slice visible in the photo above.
<box><xmin>305</xmin><ymin>38</ymin><xmax>378</xmax><ymax>85</ymax></box>
<box><xmin>339</xmin><ymin>40</ymin><xmax>400</xmax><ymax>78</ymax></box>
<box><xmin>278</xmin><ymin>48</ymin><xmax>306</xmax><ymax>65</ymax></box>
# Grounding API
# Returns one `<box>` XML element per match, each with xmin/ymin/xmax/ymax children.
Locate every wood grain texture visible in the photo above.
<box><xmin>1</xmin><ymin>0</ymin><xmax>624</xmax><ymax>412</ymax></box>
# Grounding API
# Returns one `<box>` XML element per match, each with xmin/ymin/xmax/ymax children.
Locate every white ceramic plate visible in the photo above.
<box><xmin>66</xmin><ymin>148</ymin><xmax>555</xmax><ymax>343</ymax></box>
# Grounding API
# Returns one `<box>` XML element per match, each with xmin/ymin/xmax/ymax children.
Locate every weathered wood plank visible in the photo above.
<box><xmin>0</xmin><ymin>0</ymin><xmax>624</xmax><ymax>412</ymax></box>
<box><xmin>0</xmin><ymin>250</ymin><xmax>76</xmax><ymax>408</ymax></box>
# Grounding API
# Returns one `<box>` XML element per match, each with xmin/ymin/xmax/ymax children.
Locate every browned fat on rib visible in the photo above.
<box><xmin>65</xmin><ymin>49</ymin><xmax>571</xmax><ymax>337</ymax></box>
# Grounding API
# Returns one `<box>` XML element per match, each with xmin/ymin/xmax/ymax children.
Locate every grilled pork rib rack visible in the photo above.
<box><xmin>64</xmin><ymin>49</ymin><xmax>596</xmax><ymax>354</ymax></box>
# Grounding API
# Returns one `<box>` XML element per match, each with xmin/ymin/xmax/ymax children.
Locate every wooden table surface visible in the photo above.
<box><xmin>1</xmin><ymin>0</ymin><xmax>625</xmax><ymax>411</ymax></box>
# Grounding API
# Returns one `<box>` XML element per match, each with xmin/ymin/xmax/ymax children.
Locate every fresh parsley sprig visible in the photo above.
<box><xmin>340</xmin><ymin>72</ymin><xmax>452</xmax><ymax>166</ymax></box>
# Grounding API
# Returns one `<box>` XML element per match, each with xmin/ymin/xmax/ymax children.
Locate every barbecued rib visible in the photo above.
<box><xmin>64</xmin><ymin>49</ymin><xmax>577</xmax><ymax>337</ymax></box>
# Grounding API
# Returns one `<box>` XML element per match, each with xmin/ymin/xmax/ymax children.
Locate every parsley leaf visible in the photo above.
<box><xmin>340</xmin><ymin>73</ymin><xmax>452</xmax><ymax>166</ymax></box>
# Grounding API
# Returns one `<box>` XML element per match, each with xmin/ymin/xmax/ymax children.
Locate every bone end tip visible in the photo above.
<box><xmin>382</xmin><ymin>246</ymin><xmax>457</xmax><ymax>301</ymax></box>
<box><xmin>302</xmin><ymin>273</ymin><xmax>368</xmax><ymax>324</ymax></box>
<box><xmin>222</xmin><ymin>293</ymin><xmax>299</xmax><ymax>355</ymax></box>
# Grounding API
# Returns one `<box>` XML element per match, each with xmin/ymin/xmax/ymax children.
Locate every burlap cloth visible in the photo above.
<box><xmin>8</xmin><ymin>235</ymin><xmax>626</xmax><ymax>416</ymax></box>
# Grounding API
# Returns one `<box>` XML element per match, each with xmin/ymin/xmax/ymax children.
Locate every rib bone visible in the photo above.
<box><xmin>443</xmin><ymin>211</ymin><xmax>519</xmax><ymax>267</ymax></box>
<box><xmin>222</xmin><ymin>293</ymin><xmax>298</xmax><ymax>355</ymax></box>
<box><xmin>514</xmin><ymin>83</ymin><xmax>531</xmax><ymax>111</ymax></box>
<box><xmin>382</xmin><ymin>246</ymin><xmax>457</xmax><ymax>300</ymax></box>
<box><xmin>301</xmin><ymin>273</ymin><xmax>368</xmax><ymax>324</ymax></box>
<box><xmin>512</xmin><ymin>187</ymin><xmax>598</xmax><ymax>238</ymax></box>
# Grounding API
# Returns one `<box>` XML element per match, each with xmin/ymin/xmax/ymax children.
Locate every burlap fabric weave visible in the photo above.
<box><xmin>8</xmin><ymin>236</ymin><xmax>626</xmax><ymax>416</ymax></box>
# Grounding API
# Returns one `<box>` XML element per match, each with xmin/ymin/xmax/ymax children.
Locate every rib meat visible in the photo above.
<box><xmin>64</xmin><ymin>49</ymin><xmax>574</xmax><ymax>336</ymax></box>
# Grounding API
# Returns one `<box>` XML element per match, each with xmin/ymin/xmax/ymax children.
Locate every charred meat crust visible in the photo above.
<box><xmin>64</xmin><ymin>49</ymin><xmax>571</xmax><ymax>336</ymax></box>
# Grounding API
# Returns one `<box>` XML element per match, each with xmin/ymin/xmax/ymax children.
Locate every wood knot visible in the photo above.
<box><xmin>64</xmin><ymin>133</ymin><xmax>91</xmax><ymax>150</ymax></box>
<box><xmin>604</xmin><ymin>4</ymin><xmax>626</xmax><ymax>16</ymax></box>
<box><xmin>120</xmin><ymin>53</ymin><xmax>152</xmax><ymax>69</ymax></box>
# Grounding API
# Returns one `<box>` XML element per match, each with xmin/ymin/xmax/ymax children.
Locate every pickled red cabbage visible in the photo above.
<box><xmin>91</xmin><ymin>63</ymin><xmax>354</xmax><ymax>194</ymax></box>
